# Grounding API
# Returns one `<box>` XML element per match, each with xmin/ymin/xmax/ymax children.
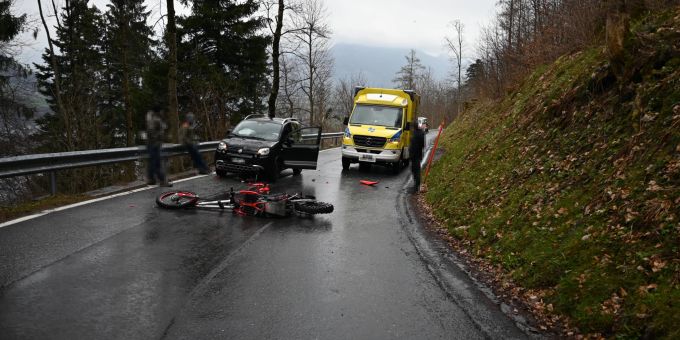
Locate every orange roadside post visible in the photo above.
<box><xmin>423</xmin><ymin>121</ymin><xmax>444</xmax><ymax>181</ymax></box>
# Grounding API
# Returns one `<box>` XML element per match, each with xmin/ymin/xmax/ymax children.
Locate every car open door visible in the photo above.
<box><xmin>281</xmin><ymin>127</ymin><xmax>321</xmax><ymax>169</ymax></box>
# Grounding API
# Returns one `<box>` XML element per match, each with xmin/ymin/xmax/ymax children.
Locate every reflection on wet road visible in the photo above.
<box><xmin>0</xmin><ymin>140</ymin><xmax>528</xmax><ymax>339</ymax></box>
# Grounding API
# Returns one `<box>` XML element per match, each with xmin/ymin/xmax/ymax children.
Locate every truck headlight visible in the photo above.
<box><xmin>389</xmin><ymin>130</ymin><xmax>402</xmax><ymax>143</ymax></box>
<box><xmin>218</xmin><ymin>142</ymin><xmax>227</xmax><ymax>150</ymax></box>
<box><xmin>257</xmin><ymin>148</ymin><xmax>270</xmax><ymax>156</ymax></box>
<box><xmin>344</xmin><ymin>127</ymin><xmax>352</xmax><ymax>138</ymax></box>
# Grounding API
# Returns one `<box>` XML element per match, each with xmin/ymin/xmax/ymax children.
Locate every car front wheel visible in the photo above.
<box><xmin>267</xmin><ymin>159</ymin><xmax>280</xmax><ymax>182</ymax></box>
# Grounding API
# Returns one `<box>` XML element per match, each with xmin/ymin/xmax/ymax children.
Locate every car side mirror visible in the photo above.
<box><xmin>404</xmin><ymin>122</ymin><xmax>411</xmax><ymax>131</ymax></box>
<box><xmin>284</xmin><ymin>138</ymin><xmax>293</xmax><ymax>146</ymax></box>
<box><xmin>225</xmin><ymin>129</ymin><xmax>231</xmax><ymax>136</ymax></box>
<box><xmin>343</xmin><ymin>117</ymin><xmax>349</xmax><ymax>125</ymax></box>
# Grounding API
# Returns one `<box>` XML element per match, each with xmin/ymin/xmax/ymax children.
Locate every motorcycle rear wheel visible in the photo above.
<box><xmin>294</xmin><ymin>201</ymin><xmax>334</xmax><ymax>215</ymax></box>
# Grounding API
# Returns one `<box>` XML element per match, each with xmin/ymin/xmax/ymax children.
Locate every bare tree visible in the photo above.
<box><xmin>468</xmin><ymin>0</ymin><xmax>624</xmax><ymax>98</ymax></box>
<box><xmin>313</xmin><ymin>50</ymin><xmax>334</xmax><ymax>128</ymax></box>
<box><xmin>392</xmin><ymin>49</ymin><xmax>425</xmax><ymax>91</ymax></box>
<box><xmin>264</xmin><ymin>0</ymin><xmax>305</xmax><ymax>119</ymax></box>
<box><xmin>333</xmin><ymin>72</ymin><xmax>366</xmax><ymax>120</ymax></box>
<box><xmin>278</xmin><ymin>53</ymin><xmax>303</xmax><ymax>118</ymax></box>
<box><xmin>290</xmin><ymin>0</ymin><xmax>332</xmax><ymax>126</ymax></box>
<box><xmin>265</xmin><ymin>0</ymin><xmax>285</xmax><ymax>119</ymax></box>
<box><xmin>445</xmin><ymin>20</ymin><xmax>464</xmax><ymax>114</ymax></box>
<box><xmin>37</xmin><ymin>0</ymin><xmax>71</xmax><ymax>150</ymax></box>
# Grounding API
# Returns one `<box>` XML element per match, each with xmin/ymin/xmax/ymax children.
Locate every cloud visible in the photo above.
<box><xmin>326</xmin><ymin>0</ymin><xmax>496</xmax><ymax>57</ymax></box>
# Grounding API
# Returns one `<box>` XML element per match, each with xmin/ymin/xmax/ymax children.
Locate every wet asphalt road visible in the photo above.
<box><xmin>0</xmin><ymin>140</ymin><xmax>530</xmax><ymax>339</ymax></box>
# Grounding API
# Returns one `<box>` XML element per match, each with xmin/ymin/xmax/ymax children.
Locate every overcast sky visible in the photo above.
<box><xmin>13</xmin><ymin>0</ymin><xmax>497</xmax><ymax>66</ymax></box>
<box><xmin>325</xmin><ymin>0</ymin><xmax>496</xmax><ymax>57</ymax></box>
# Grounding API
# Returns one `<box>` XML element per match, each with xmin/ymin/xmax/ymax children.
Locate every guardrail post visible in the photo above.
<box><xmin>50</xmin><ymin>171</ymin><xmax>57</xmax><ymax>196</ymax></box>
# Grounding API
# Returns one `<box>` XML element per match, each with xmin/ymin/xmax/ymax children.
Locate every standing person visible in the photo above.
<box><xmin>146</xmin><ymin>107</ymin><xmax>172</xmax><ymax>186</ymax></box>
<box><xmin>409</xmin><ymin>120</ymin><xmax>426</xmax><ymax>193</ymax></box>
<box><xmin>180</xmin><ymin>112</ymin><xmax>210</xmax><ymax>174</ymax></box>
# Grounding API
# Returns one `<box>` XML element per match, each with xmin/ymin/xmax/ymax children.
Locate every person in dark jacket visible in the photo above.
<box><xmin>146</xmin><ymin>107</ymin><xmax>172</xmax><ymax>186</ymax></box>
<box><xmin>409</xmin><ymin>122</ymin><xmax>426</xmax><ymax>193</ymax></box>
<box><xmin>180</xmin><ymin>112</ymin><xmax>210</xmax><ymax>174</ymax></box>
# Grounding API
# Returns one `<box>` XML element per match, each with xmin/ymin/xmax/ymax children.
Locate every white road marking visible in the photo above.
<box><xmin>1</xmin><ymin>147</ymin><xmax>342</xmax><ymax>229</ymax></box>
<box><xmin>187</xmin><ymin>222</ymin><xmax>273</xmax><ymax>299</ymax></box>
<box><xmin>320</xmin><ymin>146</ymin><xmax>340</xmax><ymax>153</ymax></box>
<box><xmin>0</xmin><ymin>174</ymin><xmax>210</xmax><ymax>229</ymax></box>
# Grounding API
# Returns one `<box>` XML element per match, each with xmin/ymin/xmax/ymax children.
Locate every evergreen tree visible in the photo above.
<box><xmin>0</xmin><ymin>0</ymin><xmax>26</xmax><ymax>78</ymax></box>
<box><xmin>103</xmin><ymin>0</ymin><xmax>154</xmax><ymax>146</ymax></box>
<box><xmin>34</xmin><ymin>0</ymin><xmax>105</xmax><ymax>151</ymax></box>
<box><xmin>465</xmin><ymin>59</ymin><xmax>485</xmax><ymax>97</ymax></box>
<box><xmin>0</xmin><ymin>0</ymin><xmax>33</xmax><ymax>157</ymax></box>
<box><xmin>180</xmin><ymin>0</ymin><xmax>270</xmax><ymax>135</ymax></box>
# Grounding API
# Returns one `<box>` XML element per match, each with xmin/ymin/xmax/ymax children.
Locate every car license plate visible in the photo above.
<box><xmin>232</xmin><ymin>157</ymin><xmax>245</xmax><ymax>164</ymax></box>
<box><xmin>359</xmin><ymin>153</ymin><xmax>376</xmax><ymax>162</ymax></box>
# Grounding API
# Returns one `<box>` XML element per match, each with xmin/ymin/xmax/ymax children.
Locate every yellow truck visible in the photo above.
<box><xmin>341</xmin><ymin>87</ymin><xmax>420</xmax><ymax>173</ymax></box>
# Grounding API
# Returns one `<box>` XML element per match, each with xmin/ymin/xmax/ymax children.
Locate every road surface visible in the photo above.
<box><xmin>0</xmin><ymin>139</ymin><xmax>531</xmax><ymax>339</ymax></box>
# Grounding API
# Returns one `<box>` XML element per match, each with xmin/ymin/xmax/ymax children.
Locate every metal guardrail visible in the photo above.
<box><xmin>0</xmin><ymin>132</ymin><xmax>344</xmax><ymax>195</ymax></box>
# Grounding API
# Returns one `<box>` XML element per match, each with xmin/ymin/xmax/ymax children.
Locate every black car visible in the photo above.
<box><xmin>214</xmin><ymin>115</ymin><xmax>322</xmax><ymax>181</ymax></box>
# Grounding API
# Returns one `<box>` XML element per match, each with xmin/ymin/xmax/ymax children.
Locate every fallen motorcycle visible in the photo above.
<box><xmin>155</xmin><ymin>183</ymin><xmax>333</xmax><ymax>217</ymax></box>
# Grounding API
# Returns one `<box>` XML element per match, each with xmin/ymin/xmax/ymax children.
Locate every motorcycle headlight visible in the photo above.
<box><xmin>257</xmin><ymin>148</ymin><xmax>270</xmax><ymax>156</ymax></box>
<box><xmin>218</xmin><ymin>142</ymin><xmax>227</xmax><ymax>150</ymax></box>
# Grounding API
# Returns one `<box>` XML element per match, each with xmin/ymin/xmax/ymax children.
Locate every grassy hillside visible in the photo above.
<box><xmin>425</xmin><ymin>9</ymin><xmax>679</xmax><ymax>338</ymax></box>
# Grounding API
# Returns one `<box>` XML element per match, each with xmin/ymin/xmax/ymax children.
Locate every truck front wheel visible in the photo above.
<box><xmin>392</xmin><ymin>153</ymin><xmax>405</xmax><ymax>174</ymax></box>
<box><xmin>359</xmin><ymin>162</ymin><xmax>371</xmax><ymax>172</ymax></box>
<box><xmin>342</xmin><ymin>157</ymin><xmax>351</xmax><ymax>171</ymax></box>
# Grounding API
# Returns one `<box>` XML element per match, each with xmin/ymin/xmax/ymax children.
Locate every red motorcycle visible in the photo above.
<box><xmin>156</xmin><ymin>183</ymin><xmax>333</xmax><ymax>217</ymax></box>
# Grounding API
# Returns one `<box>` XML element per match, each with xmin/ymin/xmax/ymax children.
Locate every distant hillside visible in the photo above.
<box><xmin>1</xmin><ymin>63</ymin><xmax>49</xmax><ymax>120</ymax></box>
<box><xmin>426</xmin><ymin>9</ymin><xmax>679</xmax><ymax>338</ymax></box>
<box><xmin>331</xmin><ymin>43</ymin><xmax>452</xmax><ymax>87</ymax></box>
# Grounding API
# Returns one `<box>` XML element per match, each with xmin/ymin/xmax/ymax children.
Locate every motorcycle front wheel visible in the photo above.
<box><xmin>156</xmin><ymin>191</ymin><xmax>200</xmax><ymax>209</ymax></box>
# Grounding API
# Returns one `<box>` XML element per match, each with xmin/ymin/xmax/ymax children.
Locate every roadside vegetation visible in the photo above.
<box><xmin>0</xmin><ymin>194</ymin><xmax>88</xmax><ymax>222</ymax></box>
<box><xmin>426</xmin><ymin>9</ymin><xmax>679</xmax><ymax>338</ymax></box>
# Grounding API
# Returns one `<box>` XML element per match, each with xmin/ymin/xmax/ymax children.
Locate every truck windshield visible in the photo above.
<box><xmin>349</xmin><ymin>104</ymin><xmax>403</xmax><ymax>128</ymax></box>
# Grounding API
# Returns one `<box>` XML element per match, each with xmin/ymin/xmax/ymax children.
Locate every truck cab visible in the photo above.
<box><xmin>341</xmin><ymin>87</ymin><xmax>420</xmax><ymax>173</ymax></box>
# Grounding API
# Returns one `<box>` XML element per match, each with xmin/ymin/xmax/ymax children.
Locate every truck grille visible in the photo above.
<box><xmin>353</xmin><ymin>135</ymin><xmax>386</xmax><ymax>148</ymax></box>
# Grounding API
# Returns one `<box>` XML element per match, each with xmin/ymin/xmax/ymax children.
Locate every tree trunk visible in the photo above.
<box><xmin>38</xmin><ymin>0</ymin><xmax>72</xmax><ymax>150</ymax></box>
<box><xmin>218</xmin><ymin>98</ymin><xmax>226</xmax><ymax>138</ymax></box>
<box><xmin>307</xmin><ymin>27</ymin><xmax>314</xmax><ymax>126</ymax></box>
<box><xmin>166</xmin><ymin>0</ymin><xmax>179</xmax><ymax>143</ymax></box>
<box><xmin>121</xmin><ymin>29</ymin><xmax>134</xmax><ymax>146</ymax></box>
<box><xmin>200</xmin><ymin>95</ymin><xmax>214</xmax><ymax>140</ymax></box>
<box><xmin>267</xmin><ymin>0</ymin><xmax>284</xmax><ymax>119</ymax></box>
<box><xmin>507</xmin><ymin>0</ymin><xmax>515</xmax><ymax>50</ymax></box>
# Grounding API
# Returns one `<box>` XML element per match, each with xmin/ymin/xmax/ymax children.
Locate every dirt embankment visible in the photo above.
<box><xmin>424</xmin><ymin>9</ymin><xmax>680</xmax><ymax>339</ymax></box>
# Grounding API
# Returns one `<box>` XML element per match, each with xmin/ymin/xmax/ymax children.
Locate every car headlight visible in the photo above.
<box><xmin>257</xmin><ymin>148</ymin><xmax>270</xmax><ymax>156</ymax></box>
<box><xmin>218</xmin><ymin>142</ymin><xmax>227</xmax><ymax>150</ymax></box>
<box><xmin>344</xmin><ymin>127</ymin><xmax>352</xmax><ymax>138</ymax></box>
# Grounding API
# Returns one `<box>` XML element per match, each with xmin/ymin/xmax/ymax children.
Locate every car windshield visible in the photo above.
<box><xmin>231</xmin><ymin>120</ymin><xmax>281</xmax><ymax>141</ymax></box>
<box><xmin>349</xmin><ymin>104</ymin><xmax>403</xmax><ymax>128</ymax></box>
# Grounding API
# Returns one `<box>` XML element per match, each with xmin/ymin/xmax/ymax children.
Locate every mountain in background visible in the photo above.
<box><xmin>2</xmin><ymin>64</ymin><xmax>49</xmax><ymax>119</ymax></box>
<box><xmin>330</xmin><ymin>43</ymin><xmax>453</xmax><ymax>87</ymax></box>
